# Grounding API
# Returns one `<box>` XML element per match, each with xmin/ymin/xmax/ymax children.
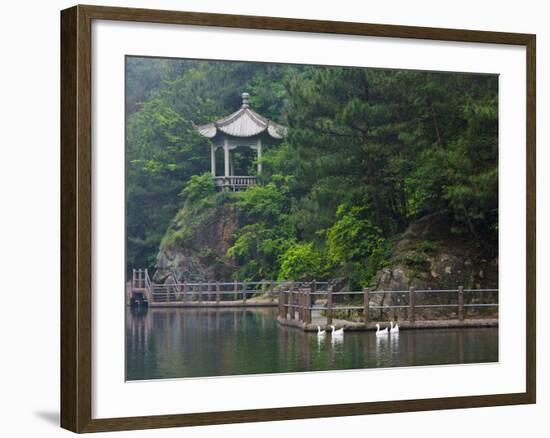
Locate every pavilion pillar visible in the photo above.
<box><xmin>224</xmin><ymin>139</ymin><xmax>230</xmax><ymax>177</ymax></box>
<box><xmin>210</xmin><ymin>144</ymin><xmax>216</xmax><ymax>176</ymax></box>
<box><xmin>257</xmin><ymin>139</ymin><xmax>262</xmax><ymax>174</ymax></box>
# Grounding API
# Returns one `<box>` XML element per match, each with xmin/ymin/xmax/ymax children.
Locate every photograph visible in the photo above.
<box><xmin>125</xmin><ymin>56</ymin><xmax>499</xmax><ymax>381</ymax></box>
<box><xmin>0</xmin><ymin>0</ymin><xmax>542</xmax><ymax>435</ymax></box>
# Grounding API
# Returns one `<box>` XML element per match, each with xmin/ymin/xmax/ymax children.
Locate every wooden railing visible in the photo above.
<box><xmin>214</xmin><ymin>175</ymin><xmax>257</xmax><ymax>191</ymax></box>
<box><xmin>130</xmin><ymin>272</ymin><xmax>497</xmax><ymax>321</ymax></box>
<box><xmin>278</xmin><ymin>286</ymin><xmax>499</xmax><ymax>325</ymax></box>
<box><xmin>148</xmin><ymin>280</ymin><xmax>330</xmax><ymax>304</ymax></box>
<box><xmin>130</xmin><ymin>268</ymin><xmax>153</xmax><ymax>304</ymax></box>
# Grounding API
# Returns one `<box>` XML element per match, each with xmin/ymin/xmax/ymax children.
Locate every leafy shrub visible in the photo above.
<box><xmin>236</xmin><ymin>182</ymin><xmax>289</xmax><ymax>223</ymax></box>
<box><xmin>327</xmin><ymin>204</ymin><xmax>384</xmax><ymax>264</ymax></box>
<box><xmin>278</xmin><ymin>242</ymin><xmax>328</xmax><ymax>281</ymax></box>
<box><xmin>180</xmin><ymin>173</ymin><xmax>215</xmax><ymax>204</ymax></box>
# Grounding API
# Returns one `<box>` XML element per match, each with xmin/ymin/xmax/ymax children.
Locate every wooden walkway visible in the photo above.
<box><xmin>277</xmin><ymin>284</ymin><xmax>499</xmax><ymax>331</ymax></box>
<box><xmin>129</xmin><ymin>269</ymin><xmax>499</xmax><ymax>331</ymax></box>
<box><xmin>146</xmin><ymin>297</ymin><xmax>278</xmax><ymax>308</ymax></box>
<box><xmin>128</xmin><ymin>269</ymin><xmax>330</xmax><ymax>308</ymax></box>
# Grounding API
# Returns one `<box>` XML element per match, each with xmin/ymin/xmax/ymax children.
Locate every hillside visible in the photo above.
<box><xmin>126</xmin><ymin>59</ymin><xmax>498</xmax><ymax>291</ymax></box>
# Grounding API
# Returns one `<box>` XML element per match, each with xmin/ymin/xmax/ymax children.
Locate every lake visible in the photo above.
<box><xmin>126</xmin><ymin>307</ymin><xmax>498</xmax><ymax>380</ymax></box>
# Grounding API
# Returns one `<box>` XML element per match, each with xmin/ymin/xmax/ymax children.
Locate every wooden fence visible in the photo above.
<box><xmin>129</xmin><ymin>269</ymin><xmax>331</xmax><ymax>306</ymax></box>
<box><xmin>129</xmin><ymin>270</ymin><xmax>498</xmax><ymax>321</ymax></box>
<box><xmin>151</xmin><ymin>280</ymin><xmax>273</xmax><ymax>304</ymax></box>
<box><xmin>278</xmin><ymin>285</ymin><xmax>499</xmax><ymax>325</ymax></box>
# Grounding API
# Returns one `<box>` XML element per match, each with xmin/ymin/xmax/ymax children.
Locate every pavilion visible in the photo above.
<box><xmin>195</xmin><ymin>92</ymin><xmax>287</xmax><ymax>191</ymax></box>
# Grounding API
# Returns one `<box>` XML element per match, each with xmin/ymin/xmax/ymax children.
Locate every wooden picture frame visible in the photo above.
<box><xmin>60</xmin><ymin>4</ymin><xmax>536</xmax><ymax>433</ymax></box>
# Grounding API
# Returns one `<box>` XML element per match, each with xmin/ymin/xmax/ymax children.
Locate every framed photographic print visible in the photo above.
<box><xmin>60</xmin><ymin>4</ymin><xmax>536</xmax><ymax>433</ymax></box>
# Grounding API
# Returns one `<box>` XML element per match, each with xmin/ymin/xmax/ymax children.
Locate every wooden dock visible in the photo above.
<box><xmin>276</xmin><ymin>283</ymin><xmax>499</xmax><ymax>331</ymax></box>
<box><xmin>128</xmin><ymin>269</ymin><xmax>326</xmax><ymax>308</ymax></box>
<box><xmin>147</xmin><ymin>298</ymin><xmax>278</xmax><ymax>308</ymax></box>
<box><xmin>129</xmin><ymin>269</ymin><xmax>499</xmax><ymax>331</ymax></box>
<box><xmin>278</xmin><ymin>316</ymin><xmax>498</xmax><ymax>332</ymax></box>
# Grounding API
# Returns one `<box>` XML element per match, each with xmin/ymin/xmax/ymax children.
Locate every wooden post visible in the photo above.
<box><xmin>294</xmin><ymin>287</ymin><xmax>301</xmax><ymax>321</ymax></box>
<box><xmin>297</xmin><ymin>289</ymin><xmax>301</xmax><ymax>321</ymax></box>
<box><xmin>198</xmin><ymin>284</ymin><xmax>202</xmax><ymax>303</ymax></box>
<box><xmin>363</xmin><ymin>288</ymin><xmax>370</xmax><ymax>325</ymax></box>
<box><xmin>234</xmin><ymin>280</ymin><xmax>238</xmax><ymax>301</ymax></box>
<box><xmin>278</xmin><ymin>289</ymin><xmax>283</xmax><ymax>318</ymax></box>
<box><xmin>303</xmin><ymin>289</ymin><xmax>307</xmax><ymax>322</ymax></box>
<box><xmin>327</xmin><ymin>286</ymin><xmax>333</xmax><ymax>325</ymax></box>
<box><xmin>289</xmin><ymin>283</ymin><xmax>295</xmax><ymax>320</ymax></box>
<box><xmin>242</xmin><ymin>281</ymin><xmax>247</xmax><ymax>304</ymax></box>
<box><xmin>305</xmin><ymin>287</ymin><xmax>311</xmax><ymax>324</ymax></box>
<box><xmin>270</xmin><ymin>281</ymin><xmax>274</xmax><ymax>303</ymax></box>
<box><xmin>299</xmin><ymin>289</ymin><xmax>304</xmax><ymax>322</ymax></box>
<box><xmin>409</xmin><ymin>286</ymin><xmax>416</xmax><ymax>323</ymax></box>
<box><xmin>458</xmin><ymin>286</ymin><xmax>465</xmax><ymax>321</ymax></box>
<box><xmin>288</xmin><ymin>288</ymin><xmax>292</xmax><ymax>320</ymax></box>
<box><xmin>216</xmin><ymin>282</ymin><xmax>220</xmax><ymax>305</ymax></box>
<box><xmin>207</xmin><ymin>282</ymin><xmax>212</xmax><ymax>302</ymax></box>
<box><xmin>183</xmin><ymin>282</ymin><xmax>187</xmax><ymax>302</ymax></box>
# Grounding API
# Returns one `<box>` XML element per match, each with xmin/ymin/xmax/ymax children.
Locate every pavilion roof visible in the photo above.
<box><xmin>195</xmin><ymin>93</ymin><xmax>288</xmax><ymax>140</ymax></box>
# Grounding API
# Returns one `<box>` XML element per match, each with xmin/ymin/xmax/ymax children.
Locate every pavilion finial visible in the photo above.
<box><xmin>241</xmin><ymin>92</ymin><xmax>250</xmax><ymax>108</ymax></box>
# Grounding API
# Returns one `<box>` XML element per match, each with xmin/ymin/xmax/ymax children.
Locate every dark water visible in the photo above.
<box><xmin>126</xmin><ymin>307</ymin><xmax>498</xmax><ymax>380</ymax></box>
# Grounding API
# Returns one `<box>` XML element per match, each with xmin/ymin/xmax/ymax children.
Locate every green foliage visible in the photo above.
<box><xmin>126</xmin><ymin>56</ymin><xmax>498</xmax><ymax>283</ymax></box>
<box><xmin>227</xmin><ymin>223</ymin><xmax>295</xmax><ymax>280</ymax></box>
<box><xmin>227</xmin><ymin>183</ymin><xmax>295</xmax><ymax>280</ymax></box>
<box><xmin>181</xmin><ymin>173</ymin><xmax>216</xmax><ymax>205</ymax></box>
<box><xmin>161</xmin><ymin>191</ymin><xmax>227</xmax><ymax>248</ymax></box>
<box><xmin>325</xmin><ymin>204</ymin><xmax>390</xmax><ymax>287</ymax></box>
<box><xmin>235</xmin><ymin>182</ymin><xmax>289</xmax><ymax>222</ymax></box>
<box><xmin>125</xmin><ymin>59</ymin><xmax>289</xmax><ymax>273</ymax></box>
<box><xmin>278</xmin><ymin>243</ymin><xmax>327</xmax><ymax>281</ymax></box>
<box><xmin>327</xmin><ymin>204</ymin><xmax>384</xmax><ymax>264</ymax></box>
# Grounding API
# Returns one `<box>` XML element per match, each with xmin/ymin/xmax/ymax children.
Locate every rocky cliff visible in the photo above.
<box><xmin>154</xmin><ymin>196</ymin><xmax>239</xmax><ymax>284</ymax></box>
<box><xmin>154</xmin><ymin>195</ymin><xmax>498</xmax><ymax>320</ymax></box>
<box><xmin>370</xmin><ymin>214</ymin><xmax>498</xmax><ymax>320</ymax></box>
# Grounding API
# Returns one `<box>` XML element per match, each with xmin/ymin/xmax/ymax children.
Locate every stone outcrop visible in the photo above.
<box><xmin>370</xmin><ymin>214</ymin><xmax>498</xmax><ymax>320</ymax></box>
<box><xmin>154</xmin><ymin>198</ymin><xmax>239</xmax><ymax>283</ymax></box>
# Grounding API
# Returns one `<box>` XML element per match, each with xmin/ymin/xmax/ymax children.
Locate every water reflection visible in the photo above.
<box><xmin>126</xmin><ymin>307</ymin><xmax>498</xmax><ymax>380</ymax></box>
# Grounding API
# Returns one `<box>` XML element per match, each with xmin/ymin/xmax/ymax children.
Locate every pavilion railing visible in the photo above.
<box><xmin>214</xmin><ymin>175</ymin><xmax>257</xmax><ymax>191</ymax></box>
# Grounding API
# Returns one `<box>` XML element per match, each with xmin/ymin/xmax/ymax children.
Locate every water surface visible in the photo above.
<box><xmin>126</xmin><ymin>307</ymin><xmax>498</xmax><ymax>380</ymax></box>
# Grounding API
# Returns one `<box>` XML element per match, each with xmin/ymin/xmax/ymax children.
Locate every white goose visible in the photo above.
<box><xmin>390</xmin><ymin>321</ymin><xmax>400</xmax><ymax>334</ymax></box>
<box><xmin>331</xmin><ymin>325</ymin><xmax>344</xmax><ymax>337</ymax></box>
<box><xmin>375</xmin><ymin>323</ymin><xmax>389</xmax><ymax>336</ymax></box>
<box><xmin>317</xmin><ymin>326</ymin><xmax>326</xmax><ymax>338</ymax></box>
